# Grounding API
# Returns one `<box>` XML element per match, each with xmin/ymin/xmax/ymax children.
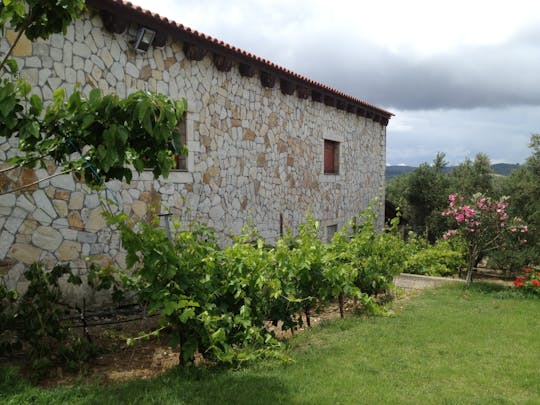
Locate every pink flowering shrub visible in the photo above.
<box><xmin>442</xmin><ymin>193</ymin><xmax>528</xmax><ymax>284</ymax></box>
<box><xmin>513</xmin><ymin>268</ymin><xmax>540</xmax><ymax>296</ymax></box>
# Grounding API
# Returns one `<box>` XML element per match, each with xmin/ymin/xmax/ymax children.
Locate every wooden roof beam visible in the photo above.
<box><xmin>184</xmin><ymin>42</ymin><xmax>206</xmax><ymax>61</ymax></box>
<box><xmin>239</xmin><ymin>63</ymin><xmax>256</xmax><ymax>77</ymax></box>
<box><xmin>213</xmin><ymin>54</ymin><xmax>232</xmax><ymax>72</ymax></box>
<box><xmin>260</xmin><ymin>71</ymin><xmax>275</xmax><ymax>88</ymax></box>
<box><xmin>280</xmin><ymin>79</ymin><xmax>295</xmax><ymax>95</ymax></box>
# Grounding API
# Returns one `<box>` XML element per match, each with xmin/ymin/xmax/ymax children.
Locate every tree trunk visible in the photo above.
<box><xmin>178</xmin><ymin>329</ymin><xmax>186</xmax><ymax>366</ymax></box>
<box><xmin>338</xmin><ymin>293</ymin><xmax>345</xmax><ymax>319</ymax></box>
<box><xmin>466</xmin><ymin>250</ymin><xmax>476</xmax><ymax>286</ymax></box>
<box><xmin>465</xmin><ymin>265</ymin><xmax>474</xmax><ymax>285</ymax></box>
<box><xmin>304</xmin><ymin>306</ymin><xmax>311</xmax><ymax>327</ymax></box>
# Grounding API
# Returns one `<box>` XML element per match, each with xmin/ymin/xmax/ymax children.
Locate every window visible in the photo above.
<box><xmin>173</xmin><ymin>117</ymin><xmax>187</xmax><ymax>171</ymax></box>
<box><xmin>324</xmin><ymin>139</ymin><xmax>339</xmax><ymax>174</ymax></box>
<box><xmin>326</xmin><ymin>224</ymin><xmax>338</xmax><ymax>243</ymax></box>
<box><xmin>143</xmin><ymin>115</ymin><xmax>187</xmax><ymax>171</ymax></box>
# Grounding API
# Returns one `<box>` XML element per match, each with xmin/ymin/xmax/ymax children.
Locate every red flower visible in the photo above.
<box><xmin>515</xmin><ymin>277</ymin><xmax>523</xmax><ymax>282</ymax></box>
<box><xmin>531</xmin><ymin>279</ymin><xmax>540</xmax><ymax>287</ymax></box>
<box><xmin>524</xmin><ymin>268</ymin><xmax>531</xmax><ymax>274</ymax></box>
<box><xmin>514</xmin><ymin>281</ymin><xmax>524</xmax><ymax>287</ymax></box>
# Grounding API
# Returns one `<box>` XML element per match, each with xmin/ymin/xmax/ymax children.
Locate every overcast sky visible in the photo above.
<box><xmin>130</xmin><ymin>0</ymin><xmax>540</xmax><ymax>166</ymax></box>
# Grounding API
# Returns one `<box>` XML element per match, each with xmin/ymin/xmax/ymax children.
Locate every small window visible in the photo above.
<box><xmin>143</xmin><ymin>115</ymin><xmax>187</xmax><ymax>171</ymax></box>
<box><xmin>326</xmin><ymin>224</ymin><xmax>338</xmax><ymax>243</ymax></box>
<box><xmin>173</xmin><ymin>117</ymin><xmax>187</xmax><ymax>171</ymax></box>
<box><xmin>324</xmin><ymin>139</ymin><xmax>339</xmax><ymax>174</ymax></box>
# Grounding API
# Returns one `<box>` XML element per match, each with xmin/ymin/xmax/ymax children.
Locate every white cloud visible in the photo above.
<box><xmin>387</xmin><ymin>107</ymin><xmax>539</xmax><ymax>165</ymax></box>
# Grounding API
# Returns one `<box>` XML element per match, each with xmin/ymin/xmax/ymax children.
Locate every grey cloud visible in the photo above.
<box><xmin>386</xmin><ymin>107</ymin><xmax>539</xmax><ymax>165</ymax></box>
<box><xmin>133</xmin><ymin>1</ymin><xmax>540</xmax><ymax>111</ymax></box>
<box><xmin>289</xmin><ymin>32</ymin><xmax>540</xmax><ymax>110</ymax></box>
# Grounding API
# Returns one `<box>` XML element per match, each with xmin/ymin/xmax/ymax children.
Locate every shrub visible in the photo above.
<box><xmin>513</xmin><ymin>268</ymin><xmax>540</xmax><ymax>296</ymax></box>
<box><xmin>442</xmin><ymin>193</ymin><xmax>528</xmax><ymax>284</ymax></box>
<box><xmin>103</xmin><ymin>208</ymin><xmax>398</xmax><ymax>365</ymax></box>
<box><xmin>404</xmin><ymin>237</ymin><xmax>466</xmax><ymax>277</ymax></box>
<box><xmin>275</xmin><ymin>217</ymin><xmax>327</xmax><ymax>327</ymax></box>
<box><xmin>0</xmin><ymin>263</ymin><xmax>97</xmax><ymax>381</ymax></box>
<box><xmin>106</xmin><ymin>212</ymin><xmax>288</xmax><ymax>365</ymax></box>
<box><xmin>348</xmin><ymin>210</ymin><xmax>408</xmax><ymax>296</ymax></box>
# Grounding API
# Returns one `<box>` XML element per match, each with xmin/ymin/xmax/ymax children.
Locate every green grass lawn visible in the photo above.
<box><xmin>2</xmin><ymin>283</ymin><xmax>539</xmax><ymax>404</ymax></box>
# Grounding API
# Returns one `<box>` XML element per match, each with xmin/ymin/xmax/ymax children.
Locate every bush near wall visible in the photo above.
<box><xmin>1</xmin><ymin>209</ymin><xmax>424</xmax><ymax>376</ymax></box>
<box><xmin>403</xmin><ymin>234</ymin><xmax>466</xmax><ymax>277</ymax></box>
<box><xmin>101</xmin><ymin>208</ymin><xmax>404</xmax><ymax>365</ymax></box>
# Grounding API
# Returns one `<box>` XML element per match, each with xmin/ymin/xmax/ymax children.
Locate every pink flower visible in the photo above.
<box><xmin>443</xmin><ymin>230</ymin><xmax>458</xmax><ymax>240</ymax></box>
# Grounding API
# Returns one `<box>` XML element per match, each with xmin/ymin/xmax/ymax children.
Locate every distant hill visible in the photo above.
<box><xmin>491</xmin><ymin>163</ymin><xmax>520</xmax><ymax>176</ymax></box>
<box><xmin>385</xmin><ymin>166</ymin><xmax>416</xmax><ymax>180</ymax></box>
<box><xmin>385</xmin><ymin>163</ymin><xmax>520</xmax><ymax>181</ymax></box>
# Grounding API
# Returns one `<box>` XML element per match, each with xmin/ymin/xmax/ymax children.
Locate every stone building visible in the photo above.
<box><xmin>0</xmin><ymin>0</ymin><xmax>392</xmax><ymax>295</ymax></box>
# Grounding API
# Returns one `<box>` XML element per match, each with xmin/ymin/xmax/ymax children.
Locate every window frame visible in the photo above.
<box><xmin>136</xmin><ymin>110</ymin><xmax>196</xmax><ymax>184</ymax></box>
<box><xmin>326</xmin><ymin>224</ymin><xmax>338</xmax><ymax>243</ymax></box>
<box><xmin>171</xmin><ymin>116</ymin><xmax>188</xmax><ymax>172</ymax></box>
<box><xmin>323</xmin><ymin>139</ymin><xmax>340</xmax><ymax>175</ymax></box>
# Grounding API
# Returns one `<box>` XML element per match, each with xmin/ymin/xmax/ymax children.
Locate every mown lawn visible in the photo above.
<box><xmin>2</xmin><ymin>283</ymin><xmax>539</xmax><ymax>404</ymax></box>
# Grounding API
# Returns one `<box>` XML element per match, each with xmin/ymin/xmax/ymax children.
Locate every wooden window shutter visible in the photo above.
<box><xmin>324</xmin><ymin>139</ymin><xmax>338</xmax><ymax>174</ymax></box>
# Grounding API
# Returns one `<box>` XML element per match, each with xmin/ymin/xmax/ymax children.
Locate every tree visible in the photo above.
<box><xmin>448</xmin><ymin>153</ymin><xmax>494</xmax><ymax>198</ymax></box>
<box><xmin>442</xmin><ymin>193</ymin><xmax>528</xmax><ymax>284</ymax></box>
<box><xmin>432</xmin><ymin>151</ymin><xmax>448</xmax><ymax>171</ymax></box>
<box><xmin>1</xmin><ymin>0</ymin><xmax>186</xmax><ymax>187</ymax></box>
<box><xmin>402</xmin><ymin>154</ymin><xmax>450</xmax><ymax>241</ymax></box>
<box><xmin>498</xmin><ymin>134</ymin><xmax>540</xmax><ymax>265</ymax></box>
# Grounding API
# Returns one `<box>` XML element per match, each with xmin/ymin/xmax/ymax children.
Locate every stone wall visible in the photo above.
<box><xmin>0</xmin><ymin>10</ymin><xmax>387</xmax><ymax>301</ymax></box>
<box><xmin>394</xmin><ymin>273</ymin><xmax>465</xmax><ymax>290</ymax></box>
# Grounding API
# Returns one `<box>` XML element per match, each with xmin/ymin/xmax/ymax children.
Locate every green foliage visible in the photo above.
<box><xmin>100</xmin><ymin>207</ymin><xmax>401</xmax><ymax>366</ymax></box>
<box><xmin>386</xmin><ymin>144</ymin><xmax>540</xmax><ymax>276</ymax></box>
<box><xmin>0</xmin><ymin>76</ymin><xmax>188</xmax><ymax>186</ymax></box>
<box><xmin>322</xmin><ymin>225</ymin><xmax>362</xmax><ymax>314</ymax></box>
<box><xmin>0</xmin><ymin>262</ymin><xmax>97</xmax><ymax>381</ymax></box>
<box><xmin>1</xmin><ymin>0</ymin><xmax>187</xmax><ymax>186</ymax></box>
<box><xmin>404</xmin><ymin>234</ymin><xmax>466</xmax><ymax>277</ymax></box>
<box><xmin>386</xmin><ymin>155</ymin><xmax>451</xmax><ymax>241</ymax></box>
<box><xmin>105</xmin><ymin>212</ymin><xmax>286</xmax><ymax>365</ymax></box>
<box><xmin>498</xmin><ymin>134</ymin><xmax>540</xmax><ymax>266</ymax></box>
<box><xmin>386</xmin><ymin>152</ymin><xmax>499</xmax><ymax>242</ymax></box>
<box><xmin>0</xmin><ymin>1</ymin><xmax>86</xmax><ymax>41</ymax></box>
<box><xmin>443</xmin><ymin>193</ymin><xmax>528</xmax><ymax>284</ymax></box>
<box><xmin>275</xmin><ymin>217</ymin><xmax>326</xmax><ymax>326</ymax></box>
<box><xmin>404</xmin><ymin>162</ymin><xmax>450</xmax><ymax>240</ymax></box>
<box><xmin>486</xmin><ymin>230</ymin><xmax>535</xmax><ymax>277</ymax></box>
<box><xmin>512</xmin><ymin>267</ymin><xmax>540</xmax><ymax>296</ymax></box>
<box><xmin>347</xmin><ymin>210</ymin><xmax>408</xmax><ymax>296</ymax></box>
<box><xmin>448</xmin><ymin>153</ymin><xmax>494</xmax><ymax>199</ymax></box>
<box><xmin>3</xmin><ymin>284</ymin><xmax>540</xmax><ymax>403</ymax></box>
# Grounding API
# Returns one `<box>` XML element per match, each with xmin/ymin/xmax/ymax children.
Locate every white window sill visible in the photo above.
<box><xmin>320</xmin><ymin>173</ymin><xmax>341</xmax><ymax>182</ymax></box>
